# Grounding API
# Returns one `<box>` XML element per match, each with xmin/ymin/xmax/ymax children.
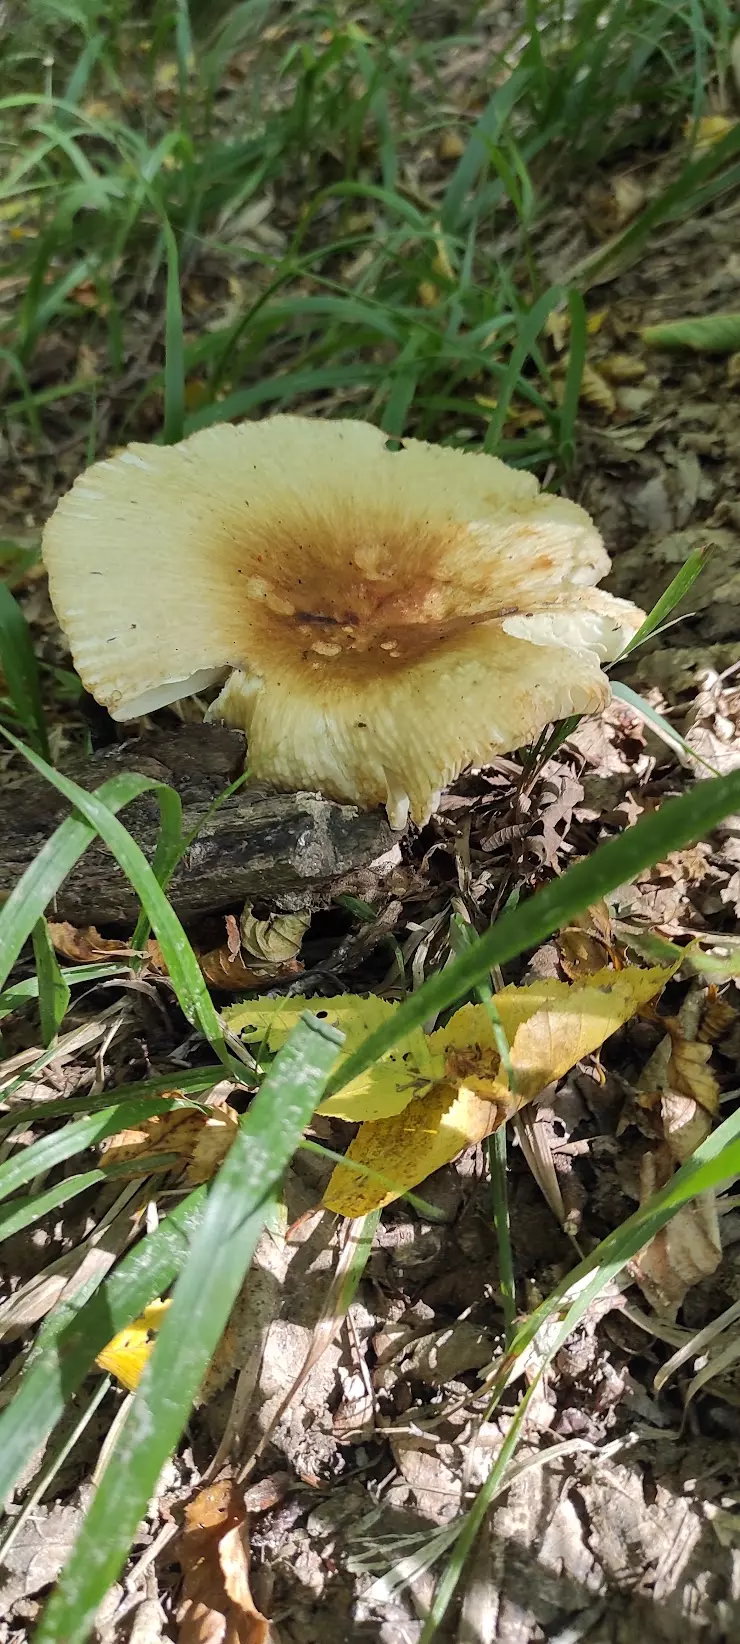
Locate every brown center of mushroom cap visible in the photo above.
<box><xmin>232</xmin><ymin>507</ymin><xmax>557</xmax><ymax>678</ymax></box>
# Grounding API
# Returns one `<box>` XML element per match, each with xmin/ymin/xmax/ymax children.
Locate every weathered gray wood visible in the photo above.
<box><xmin>0</xmin><ymin>726</ymin><xmax>397</xmax><ymax>924</ymax></box>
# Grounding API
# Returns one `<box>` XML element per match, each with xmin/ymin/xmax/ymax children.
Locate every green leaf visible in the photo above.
<box><xmin>0</xmin><ymin>769</ymin><xmax>167</xmax><ymax>993</ymax></box>
<box><xmin>0</xmin><ymin>1095</ymin><xmax>183</xmax><ymax>1204</ymax></box>
<box><xmin>37</xmin><ymin>1013</ymin><xmax>342</xmax><ymax>1644</ymax></box>
<box><xmin>162</xmin><ymin>216</ymin><xmax>184</xmax><ymax>444</ymax></box>
<box><xmin>0</xmin><ymin>962</ymin><xmax>125</xmax><ymax>1022</ymax></box>
<box><xmin>0</xmin><ymin>581</ymin><xmax>49</xmax><ymax>759</ymax></box>
<box><xmin>0</xmin><ymin>733</ymin><xmax>231</xmax><ymax>1067</ymax></box>
<box><xmin>619</xmin><ymin>542</ymin><xmax>712</xmax><ymax>655</ymax></box>
<box><xmin>483</xmin><ymin>285</ymin><xmax>563</xmax><ymax>453</ymax></box>
<box><xmin>642</xmin><ymin>312</ymin><xmax>740</xmax><ymax>354</ymax></box>
<box><xmin>326</xmin><ymin>765</ymin><xmax>740</xmax><ymax>1099</ymax></box>
<box><xmin>441</xmin><ymin>65</ymin><xmax>532</xmax><ymax>232</ymax></box>
<box><xmin>31</xmin><ymin>917</ymin><xmax>71</xmax><ymax>1045</ymax></box>
<box><xmin>0</xmin><ymin>1066</ymin><xmax>224</xmax><ymax>1132</ymax></box>
<box><xmin>0</xmin><ymin>1187</ymin><xmax>208</xmax><ymax>1507</ymax></box>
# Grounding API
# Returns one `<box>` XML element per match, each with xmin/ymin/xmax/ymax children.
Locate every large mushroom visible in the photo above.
<box><xmin>42</xmin><ymin>416</ymin><xmax>642</xmax><ymax>828</ymax></box>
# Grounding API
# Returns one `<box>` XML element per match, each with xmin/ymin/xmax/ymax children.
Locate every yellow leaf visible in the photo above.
<box><xmin>322</xmin><ymin>1082</ymin><xmax>495</xmax><ymax>1217</ymax></box>
<box><xmin>417</xmin><ymin>281</ymin><xmax>439</xmax><ymax>307</ymax></box>
<box><xmin>505</xmin><ymin>964</ymin><xmax>676</xmax><ymax>1105</ymax></box>
<box><xmin>96</xmin><ymin>1299</ymin><xmax>171</xmax><ymax>1391</ymax></box>
<box><xmin>579</xmin><ymin>361</ymin><xmax>616</xmax><ymax>415</ymax></box>
<box><xmin>225</xmin><ymin>996</ymin><xmax>439</xmax><ymax>1121</ymax></box>
<box><xmin>684</xmin><ymin>114</ymin><xmax>736</xmax><ymax>155</ymax></box>
<box><xmin>324</xmin><ymin>965</ymin><xmax>676</xmax><ymax>1215</ymax></box>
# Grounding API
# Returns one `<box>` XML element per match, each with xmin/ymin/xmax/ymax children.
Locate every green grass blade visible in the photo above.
<box><xmin>619</xmin><ymin>543</ymin><xmax>712</xmax><ymax>656</ymax></box>
<box><xmin>31</xmin><ymin>918</ymin><xmax>71</xmax><ymax>1045</ymax></box>
<box><xmin>558</xmin><ymin>288</ymin><xmax>587</xmax><ymax>465</ymax></box>
<box><xmin>0</xmin><ymin>1155</ymin><xmax>180</xmax><ymax>1244</ymax></box>
<box><xmin>37</xmin><ymin>1013</ymin><xmax>342</xmax><ymax>1644</ymax></box>
<box><xmin>483</xmin><ymin>286</ymin><xmax>563</xmax><ymax>453</ymax></box>
<box><xmin>162</xmin><ymin>216</ymin><xmax>185</xmax><ymax>445</ymax></box>
<box><xmin>0</xmin><ymin>733</ymin><xmax>230</xmax><ymax>1066</ymax></box>
<box><xmin>0</xmin><ymin>1096</ymin><xmax>182</xmax><ymax>1204</ymax></box>
<box><xmin>0</xmin><ymin>1168</ymin><xmax>108</xmax><ymax>1241</ymax></box>
<box><xmin>441</xmin><ymin>65</ymin><xmax>532</xmax><ymax>233</ymax></box>
<box><xmin>0</xmin><ymin>1188</ymin><xmax>208</xmax><ymax>1507</ymax></box>
<box><xmin>0</xmin><ymin>582</ymin><xmax>50</xmax><ymax>759</ymax></box>
<box><xmin>0</xmin><ymin>963</ymin><xmax>126</xmax><ymax>1022</ymax></box>
<box><xmin>326</xmin><ymin>765</ymin><xmax>740</xmax><ymax>1098</ymax></box>
<box><xmin>0</xmin><ymin>1067</ymin><xmax>224</xmax><ymax>1132</ymax></box>
<box><xmin>0</xmin><ymin>769</ymin><xmax>168</xmax><ymax>992</ymax></box>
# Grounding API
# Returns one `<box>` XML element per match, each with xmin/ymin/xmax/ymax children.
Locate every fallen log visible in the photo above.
<box><xmin>0</xmin><ymin>725</ymin><xmax>398</xmax><ymax>925</ymax></box>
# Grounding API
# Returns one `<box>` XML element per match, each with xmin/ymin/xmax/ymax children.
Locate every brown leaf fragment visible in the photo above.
<box><xmin>176</xmin><ymin>1480</ymin><xmax>269</xmax><ymax>1644</ymax></box>
<box><xmin>630</xmin><ymin>1143</ymin><xmax>721</xmax><ymax>1316</ymax></box>
<box><xmin>47</xmin><ymin>921</ymin><xmax>135</xmax><ymax>962</ymax></box>
<box><xmin>198</xmin><ymin>945</ymin><xmax>302</xmax><ymax>991</ymax></box>
<box><xmin>631</xmin><ymin>1005</ymin><xmax>722</xmax><ymax>1314</ymax></box>
<box><xmin>697</xmin><ymin>992</ymin><xmax>738</xmax><ymax>1044</ymax></box>
<box><xmin>101</xmin><ymin>1099</ymin><xmax>238</xmax><ymax>1185</ymax></box>
<box><xmin>559</xmin><ymin>900</ymin><xmax>616</xmax><ymax>980</ymax></box>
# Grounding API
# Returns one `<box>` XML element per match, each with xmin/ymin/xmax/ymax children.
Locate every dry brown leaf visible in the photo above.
<box><xmin>239</xmin><ymin>909</ymin><xmax>309</xmax><ymax>965</ymax></box>
<box><xmin>198</xmin><ymin>945</ymin><xmax>302</xmax><ymax>991</ymax></box>
<box><xmin>47</xmin><ymin>921</ymin><xmax>136</xmax><ymax>963</ymax></box>
<box><xmin>101</xmin><ymin>1101</ymin><xmax>238</xmax><ymax>1184</ymax></box>
<box><xmin>559</xmin><ymin>901</ymin><xmax>616</xmax><ymax>979</ymax></box>
<box><xmin>599</xmin><ymin>353</ymin><xmax>647</xmax><ymax>383</ymax></box>
<box><xmin>188</xmin><ymin>1108</ymin><xmax>240</xmax><ymax>1184</ymax></box>
<box><xmin>437</xmin><ymin>130</ymin><xmax>465</xmax><ymax>161</ymax></box>
<box><xmin>630</xmin><ymin>1143</ymin><xmax>721</xmax><ymax>1316</ymax></box>
<box><xmin>698</xmin><ymin>993</ymin><xmax>738</xmax><ymax>1044</ymax></box>
<box><xmin>631</xmin><ymin>1008</ymin><xmax>722</xmax><ymax>1313</ymax></box>
<box><xmin>176</xmin><ymin>1480</ymin><xmax>268</xmax><ymax>1644</ymax></box>
<box><xmin>665</xmin><ymin>1023</ymin><xmax>720</xmax><ymax>1117</ymax></box>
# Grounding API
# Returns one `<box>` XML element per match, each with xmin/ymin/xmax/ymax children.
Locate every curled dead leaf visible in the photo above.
<box><xmin>559</xmin><ymin>900</ymin><xmax>617</xmax><ymax>979</ymax></box>
<box><xmin>630</xmin><ymin>1144</ymin><xmax>721</xmax><ymax>1317</ymax></box>
<box><xmin>239</xmin><ymin>908</ymin><xmax>309</xmax><ymax>965</ymax></box>
<box><xmin>176</xmin><ymin>1480</ymin><xmax>269</xmax><ymax>1644</ymax></box>
<box><xmin>47</xmin><ymin>921</ymin><xmax>135</xmax><ymax>963</ymax></box>
<box><xmin>632</xmin><ymin>1003</ymin><xmax>722</xmax><ymax>1313</ymax></box>
<box><xmin>698</xmin><ymin>993</ymin><xmax>737</xmax><ymax>1044</ymax></box>
<box><xmin>198</xmin><ymin>945</ymin><xmax>302</xmax><ymax>991</ymax></box>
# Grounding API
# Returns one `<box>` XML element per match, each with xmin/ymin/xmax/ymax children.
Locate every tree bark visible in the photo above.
<box><xmin>0</xmin><ymin>726</ymin><xmax>397</xmax><ymax>925</ymax></box>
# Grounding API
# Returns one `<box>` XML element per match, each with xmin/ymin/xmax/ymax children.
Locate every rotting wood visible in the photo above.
<box><xmin>0</xmin><ymin>725</ymin><xmax>398</xmax><ymax>925</ymax></box>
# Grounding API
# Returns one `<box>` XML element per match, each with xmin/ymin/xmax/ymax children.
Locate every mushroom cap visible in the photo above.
<box><xmin>42</xmin><ymin>415</ymin><xmax>643</xmax><ymax>824</ymax></box>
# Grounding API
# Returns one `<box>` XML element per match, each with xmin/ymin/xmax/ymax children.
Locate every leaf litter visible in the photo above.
<box><xmin>3</xmin><ymin>9</ymin><xmax>740</xmax><ymax>1644</ymax></box>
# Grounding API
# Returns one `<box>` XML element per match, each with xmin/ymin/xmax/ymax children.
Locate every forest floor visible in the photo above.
<box><xmin>1</xmin><ymin>4</ymin><xmax>740</xmax><ymax>1642</ymax></box>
